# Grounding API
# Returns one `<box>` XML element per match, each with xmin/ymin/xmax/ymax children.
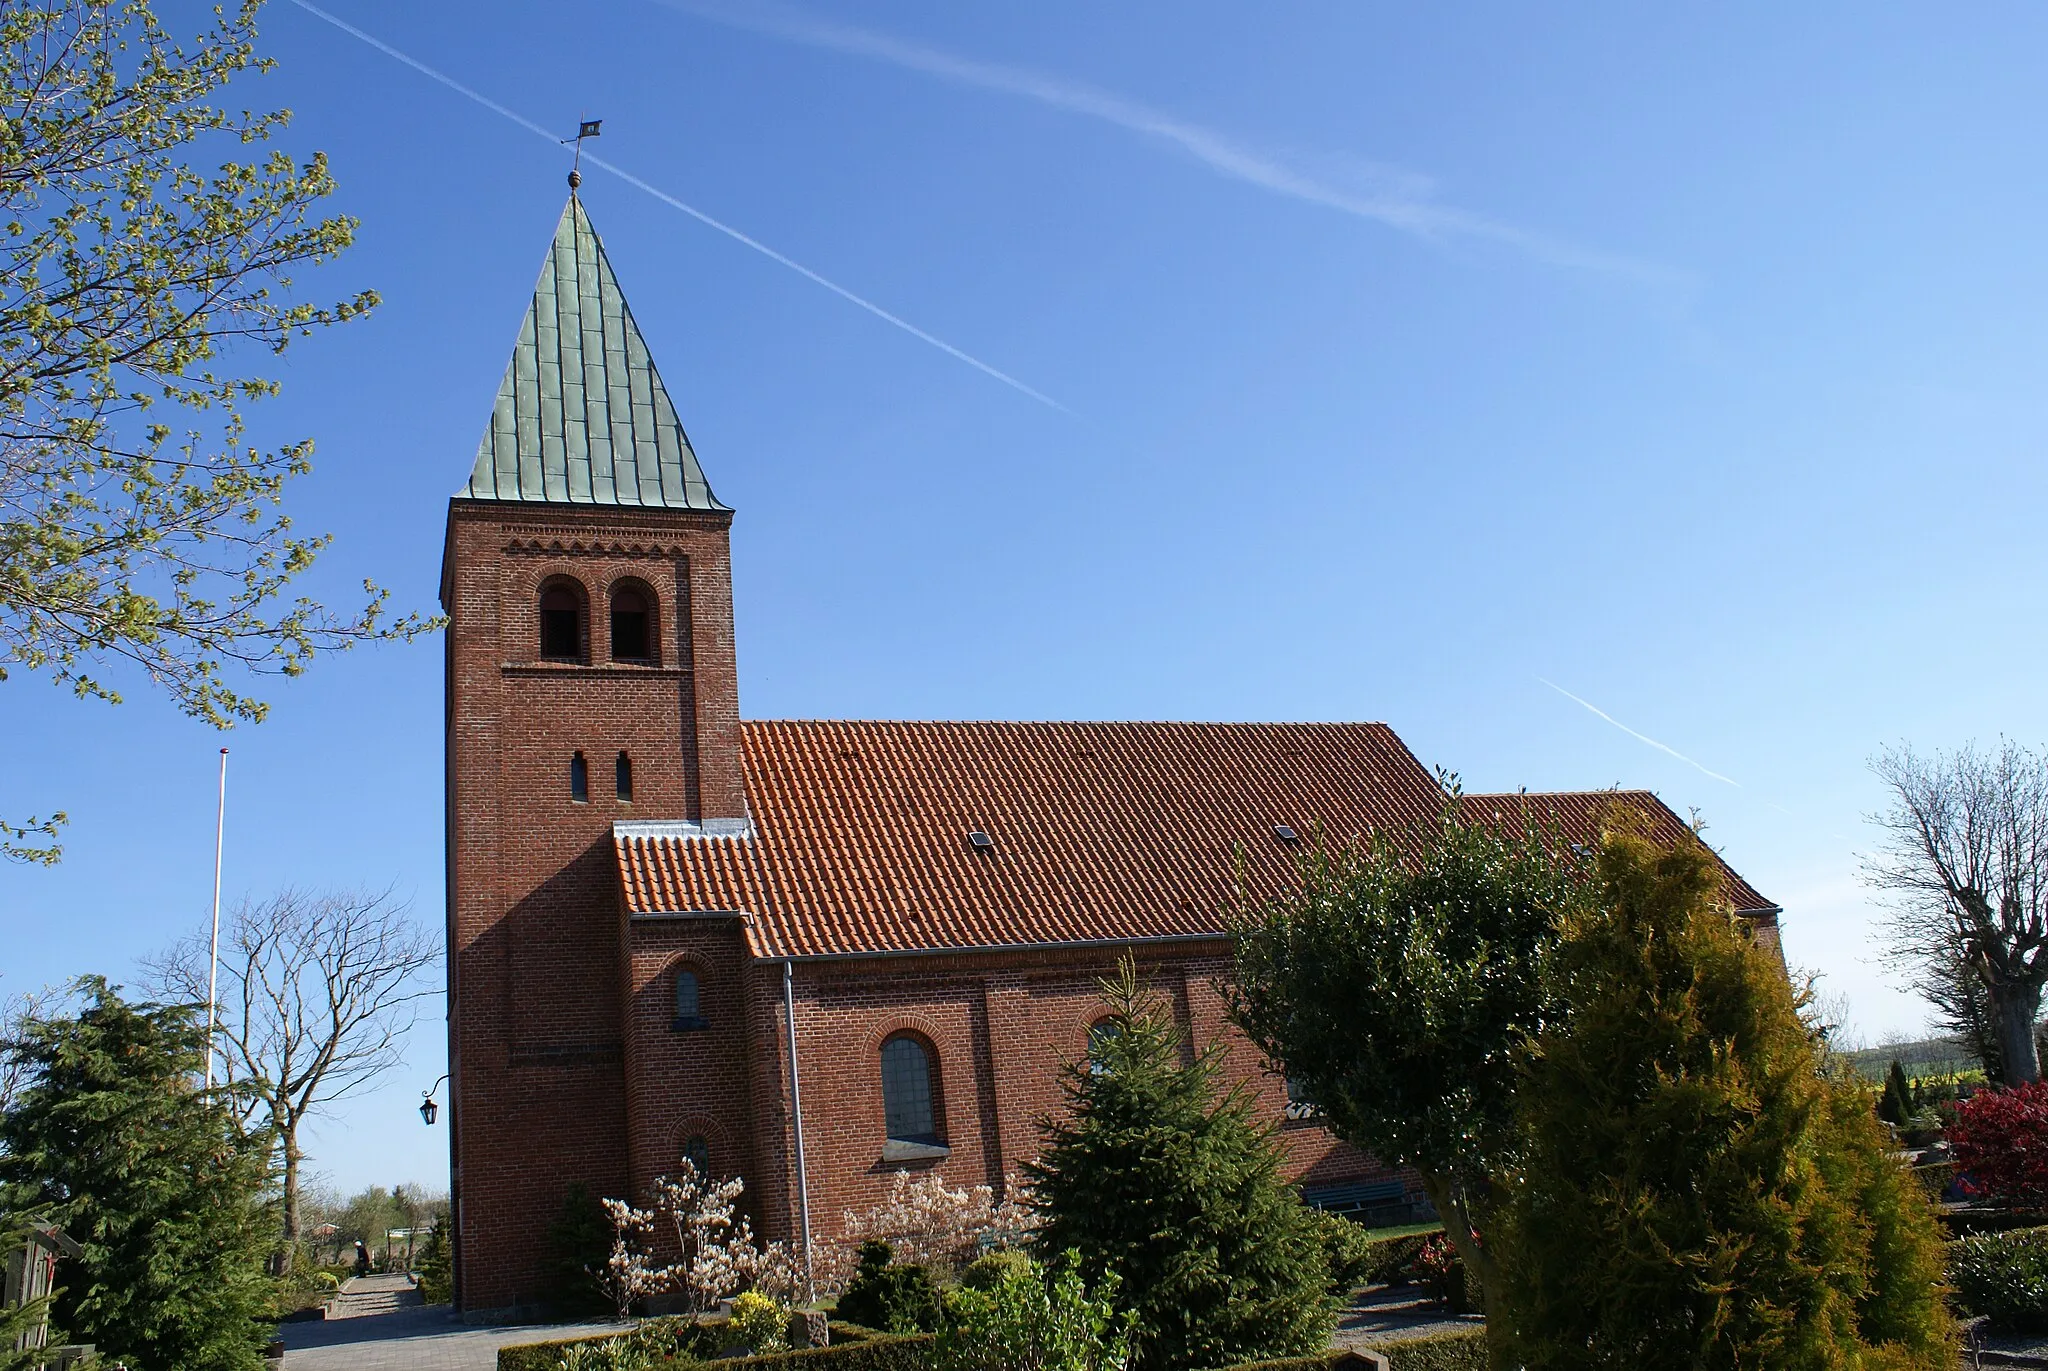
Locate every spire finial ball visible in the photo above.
<box><xmin>568</xmin><ymin>168</ymin><xmax>582</xmax><ymax>191</ymax></box>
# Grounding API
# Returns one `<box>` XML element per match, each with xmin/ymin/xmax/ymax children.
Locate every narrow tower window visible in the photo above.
<box><xmin>681</xmin><ymin>1135</ymin><xmax>711</xmax><ymax>1174</ymax></box>
<box><xmin>570</xmin><ymin>751</ymin><xmax>589</xmax><ymax>803</ymax></box>
<box><xmin>540</xmin><ymin>584</ymin><xmax>584</xmax><ymax>661</ymax></box>
<box><xmin>673</xmin><ymin>969</ymin><xmax>706</xmax><ymax>1031</ymax></box>
<box><xmin>616</xmin><ymin>752</ymin><xmax>633</xmax><ymax>803</ymax></box>
<box><xmin>610</xmin><ymin>586</ymin><xmax>651</xmax><ymax>662</ymax></box>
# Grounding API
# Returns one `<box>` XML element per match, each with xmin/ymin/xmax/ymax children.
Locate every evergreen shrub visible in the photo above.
<box><xmin>833</xmin><ymin>1241</ymin><xmax>943</xmax><ymax>1334</ymax></box>
<box><xmin>958</xmin><ymin>1248</ymin><xmax>1034</xmax><ymax>1292</ymax></box>
<box><xmin>0</xmin><ymin>980</ymin><xmax>279</xmax><ymax>1371</ymax></box>
<box><xmin>1028</xmin><ymin>961</ymin><xmax>1335</xmax><ymax>1370</ymax></box>
<box><xmin>1494</xmin><ymin>820</ymin><xmax>1955</xmax><ymax>1370</ymax></box>
<box><xmin>1308</xmin><ymin>1211</ymin><xmax>1377</xmax><ymax>1293</ymax></box>
<box><xmin>544</xmin><ymin>1183</ymin><xmax>617</xmax><ymax>1315</ymax></box>
<box><xmin>416</xmin><ymin>1214</ymin><xmax>454</xmax><ymax>1304</ymax></box>
<box><xmin>1948</xmin><ymin>1226</ymin><xmax>2048</xmax><ymax>1332</ymax></box>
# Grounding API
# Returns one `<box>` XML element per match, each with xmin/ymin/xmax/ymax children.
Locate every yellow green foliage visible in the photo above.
<box><xmin>1493</xmin><ymin>817</ymin><xmax>1955</xmax><ymax>1370</ymax></box>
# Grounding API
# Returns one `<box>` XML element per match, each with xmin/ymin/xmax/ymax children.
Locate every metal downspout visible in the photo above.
<box><xmin>782</xmin><ymin>958</ymin><xmax>815</xmax><ymax>1300</ymax></box>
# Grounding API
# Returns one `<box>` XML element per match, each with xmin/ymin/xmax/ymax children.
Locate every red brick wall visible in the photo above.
<box><xmin>443</xmin><ymin>499</ymin><xmax>743</xmax><ymax>1314</ymax></box>
<box><xmin>710</xmin><ymin>945</ymin><xmax>1412</xmax><ymax>1265</ymax></box>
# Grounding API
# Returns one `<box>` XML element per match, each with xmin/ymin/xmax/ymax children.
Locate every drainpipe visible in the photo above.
<box><xmin>782</xmin><ymin>958</ymin><xmax>815</xmax><ymax>1301</ymax></box>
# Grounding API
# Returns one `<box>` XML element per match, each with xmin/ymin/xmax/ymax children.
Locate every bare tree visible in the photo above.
<box><xmin>0</xmin><ymin>982</ymin><xmax>61</xmax><ymax>1115</ymax></box>
<box><xmin>148</xmin><ymin>887</ymin><xmax>439</xmax><ymax>1249</ymax></box>
<box><xmin>1865</xmin><ymin>739</ymin><xmax>2048</xmax><ymax>1084</ymax></box>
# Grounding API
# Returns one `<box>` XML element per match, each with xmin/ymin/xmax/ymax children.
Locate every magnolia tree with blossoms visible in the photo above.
<box><xmin>818</xmin><ymin>1172</ymin><xmax>1037</xmax><ymax>1293</ymax></box>
<box><xmin>593</xmin><ymin>1159</ymin><xmax>807</xmax><ymax>1316</ymax></box>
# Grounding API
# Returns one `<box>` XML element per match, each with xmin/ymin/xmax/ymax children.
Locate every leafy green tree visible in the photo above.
<box><xmin>544</xmin><ymin>1183</ymin><xmax>614</xmax><ymax>1314</ymax></box>
<box><xmin>1494</xmin><ymin>822</ymin><xmax>1955</xmax><ymax>1370</ymax></box>
<box><xmin>0</xmin><ymin>978</ymin><xmax>277</xmax><ymax>1371</ymax></box>
<box><xmin>1026</xmin><ymin>961</ymin><xmax>1334</xmax><ymax>1371</ymax></box>
<box><xmin>937</xmin><ymin>1250</ymin><xmax>1132</xmax><ymax>1371</ymax></box>
<box><xmin>0</xmin><ymin>0</ymin><xmax>430</xmax><ymax>865</ymax></box>
<box><xmin>1228</xmin><ymin>796</ymin><xmax>1595</xmax><ymax>1306</ymax></box>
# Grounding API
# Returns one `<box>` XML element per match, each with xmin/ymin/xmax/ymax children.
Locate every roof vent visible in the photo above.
<box><xmin>1272</xmin><ymin>824</ymin><xmax>1300</xmax><ymax>844</ymax></box>
<box><xmin>967</xmin><ymin>830</ymin><xmax>995</xmax><ymax>853</ymax></box>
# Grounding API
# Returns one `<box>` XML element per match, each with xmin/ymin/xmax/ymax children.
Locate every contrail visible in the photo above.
<box><xmin>1537</xmin><ymin>678</ymin><xmax>1739</xmax><ymax>787</ymax></box>
<box><xmin>287</xmin><ymin>0</ymin><xmax>1071</xmax><ymax>414</ymax></box>
<box><xmin>660</xmin><ymin>0</ymin><xmax>1687</xmax><ymax>291</ymax></box>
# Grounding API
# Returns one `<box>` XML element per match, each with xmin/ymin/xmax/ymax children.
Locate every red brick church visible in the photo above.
<box><xmin>440</xmin><ymin>193</ymin><xmax>1782</xmax><ymax>1315</ymax></box>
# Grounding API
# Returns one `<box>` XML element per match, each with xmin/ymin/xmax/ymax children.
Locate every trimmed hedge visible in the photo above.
<box><xmin>495</xmin><ymin>1324</ymin><xmax>921</xmax><ymax>1371</ymax></box>
<box><xmin>1949</xmin><ymin>1224</ymin><xmax>2048</xmax><ymax>1332</ymax></box>
<box><xmin>721</xmin><ymin>1332</ymin><xmax>935</xmax><ymax>1370</ymax></box>
<box><xmin>1367</xmin><ymin>1328</ymin><xmax>1487</xmax><ymax>1371</ymax></box>
<box><xmin>1209</xmin><ymin>1328</ymin><xmax>1485</xmax><ymax>1371</ymax></box>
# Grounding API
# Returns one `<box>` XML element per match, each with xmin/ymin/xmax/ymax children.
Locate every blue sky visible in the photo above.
<box><xmin>5</xmin><ymin>2</ymin><xmax>2046</xmax><ymax>1196</ymax></box>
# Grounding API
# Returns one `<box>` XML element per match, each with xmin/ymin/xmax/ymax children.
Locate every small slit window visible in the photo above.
<box><xmin>570</xmin><ymin>751</ymin><xmax>589</xmax><ymax>803</ymax></box>
<box><xmin>880</xmin><ymin>1034</ymin><xmax>938</xmax><ymax>1144</ymax></box>
<box><xmin>681</xmin><ymin>1135</ymin><xmax>711</xmax><ymax>1174</ymax></box>
<box><xmin>540</xmin><ymin>584</ymin><xmax>584</xmax><ymax>661</ymax></box>
<box><xmin>616</xmin><ymin>752</ymin><xmax>633</xmax><ymax>804</ymax></box>
<box><xmin>611</xmin><ymin>586</ymin><xmax>651</xmax><ymax>662</ymax></box>
<box><xmin>672</xmin><ymin>969</ymin><xmax>706</xmax><ymax>1031</ymax></box>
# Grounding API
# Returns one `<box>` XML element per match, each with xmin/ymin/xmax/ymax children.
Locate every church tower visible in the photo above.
<box><xmin>440</xmin><ymin>193</ymin><xmax>744</xmax><ymax>1312</ymax></box>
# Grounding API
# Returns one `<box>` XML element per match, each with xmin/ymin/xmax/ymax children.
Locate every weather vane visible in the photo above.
<box><xmin>564</xmin><ymin>118</ymin><xmax>602</xmax><ymax>190</ymax></box>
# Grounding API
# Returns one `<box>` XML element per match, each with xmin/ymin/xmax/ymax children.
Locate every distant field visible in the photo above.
<box><xmin>1839</xmin><ymin>1037</ymin><xmax>1981</xmax><ymax>1082</ymax></box>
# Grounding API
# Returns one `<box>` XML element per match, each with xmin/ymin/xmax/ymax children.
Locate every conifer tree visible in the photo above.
<box><xmin>0</xmin><ymin>979</ymin><xmax>277</xmax><ymax>1371</ymax></box>
<box><xmin>1495</xmin><ymin>822</ymin><xmax>1954</xmax><ymax>1370</ymax></box>
<box><xmin>1879</xmin><ymin>1059</ymin><xmax>1917</xmax><ymax>1127</ymax></box>
<box><xmin>1025</xmin><ymin>961</ymin><xmax>1334</xmax><ymax>1371</ymax></box>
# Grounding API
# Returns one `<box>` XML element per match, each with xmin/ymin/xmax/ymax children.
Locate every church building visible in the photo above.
<box><xmin>440</xmin><ymin>193</ymin><xmax>1782</xmax><ymax>1316</ymax></box>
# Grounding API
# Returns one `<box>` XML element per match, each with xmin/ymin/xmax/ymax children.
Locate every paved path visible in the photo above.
<box><xmin>1331</xmin><ymin>1285</ymin><xmax>1484</xmax><ymax>1351</ymax></box>
<box><xmin>278</xmin><ymin>1276</ymin><xmax>626</xmax><ymax>1371</ymax></box>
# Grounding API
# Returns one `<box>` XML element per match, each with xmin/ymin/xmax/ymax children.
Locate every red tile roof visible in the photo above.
<box><xmin>1461</xmin><ymin>789</ymin><xmax>1779</xmax><ymax>917</ymax></box>
<box><xmin>615</xmin><ymin>721</ymin><xmax>1777</xmax><ymax>960</ymax></box>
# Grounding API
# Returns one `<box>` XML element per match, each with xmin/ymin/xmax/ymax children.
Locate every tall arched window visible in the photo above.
<box><xmin>570</xmin><ymin>751</ymin><xmax>589</xmax><ymax>803</ymax></box>
<box><xmin>1087</xmin><ymin>1017</ymin><xmax>1122</xmax><ymax>1075</ymax></box>
<box><xmin>879</xmin><ymin>1034</ymin><xmax>939</xmax><ymax>1144</ymax></box>
<box><xmin>616</xmin><ymin>752</ymin><xmax>634</xmax><ymax>804</ymax></box>
<box><xmin>610</xmin><ymin>584</ymin><xmax>653</xmax><ymax>663</ymax></box>
<box><xmin>539</xmin><ymin>581</ymin><xmax>585</xmax><ymax>662</ymax></box>
<box><xmin>672</xmin><ymin>968</ymin><xmax>706</xmax><ymax>1031</ymax></box>
<box><xmin>680</xmin><ymin>1135</ymin><xmax>711</xmax><ymax>1175</ymax></box>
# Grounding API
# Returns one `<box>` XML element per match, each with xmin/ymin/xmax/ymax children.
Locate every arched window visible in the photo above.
<box><xmin>1087</xmin><ymin>1017</ymin><xmax>1122</xmax><ymax>1075</ymax></box>
<box><xmin>680</xmin><ymin>1135</ymin><xmax>711</xmax><ymax>1175</ymax></box>
<box><xmin>616</xmin><ymin>752</ymin><xmax>634</xmax><ymax>804</ymax></box>
<box><xmin>570</xmin><ymin>751</ymin><xmax>589</xmax><ymax>803</ymax></box>
<box><xmin>879</xmin><ymin>1034</ymin><xmax>939</xmax><ymax>1144</ymax></box>
<box><xmin>539</xmin><ymin>581</ymin><xmax>585</xmax><ymax>662</ymax></box>
<box><xmin>610</xmin><ymin>584</ymin><xmax>653</xmax><ymax>663</ymax></box>
<box><xmin>672</xmin><ymin>968</ymin><xmax>706</xmax><ymax>1031</ymax></box>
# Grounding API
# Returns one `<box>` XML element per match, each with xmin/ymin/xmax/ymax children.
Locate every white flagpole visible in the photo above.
<box><xmin>205</xmin><ymin>747</ymin><xmax>228</xmax><ymax>1090</ymax></box>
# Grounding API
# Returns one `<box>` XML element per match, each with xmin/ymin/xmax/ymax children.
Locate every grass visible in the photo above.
<box><xmin>1358</xmin><ymin>1221</ymin><xmax>1443</xmax><ymax>1243</ymax></box>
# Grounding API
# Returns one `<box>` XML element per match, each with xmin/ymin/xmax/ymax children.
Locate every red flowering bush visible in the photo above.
<box><xmin>1951</xmin><ymin>1081</ymin><xmax>2048</xmax><ymax>1209</ymax></box>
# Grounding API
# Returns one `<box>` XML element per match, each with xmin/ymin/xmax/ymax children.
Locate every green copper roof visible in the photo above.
<box><xmin>463</xmin><ymin>196</ymin><xmax>727</xmax><ymax>511</ymax></box>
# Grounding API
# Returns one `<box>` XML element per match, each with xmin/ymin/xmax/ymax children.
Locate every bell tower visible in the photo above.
<box><xmin>439</xmin><ymin>191</ymin><xmax>744</xmax><ymax>1312</ymax></box>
